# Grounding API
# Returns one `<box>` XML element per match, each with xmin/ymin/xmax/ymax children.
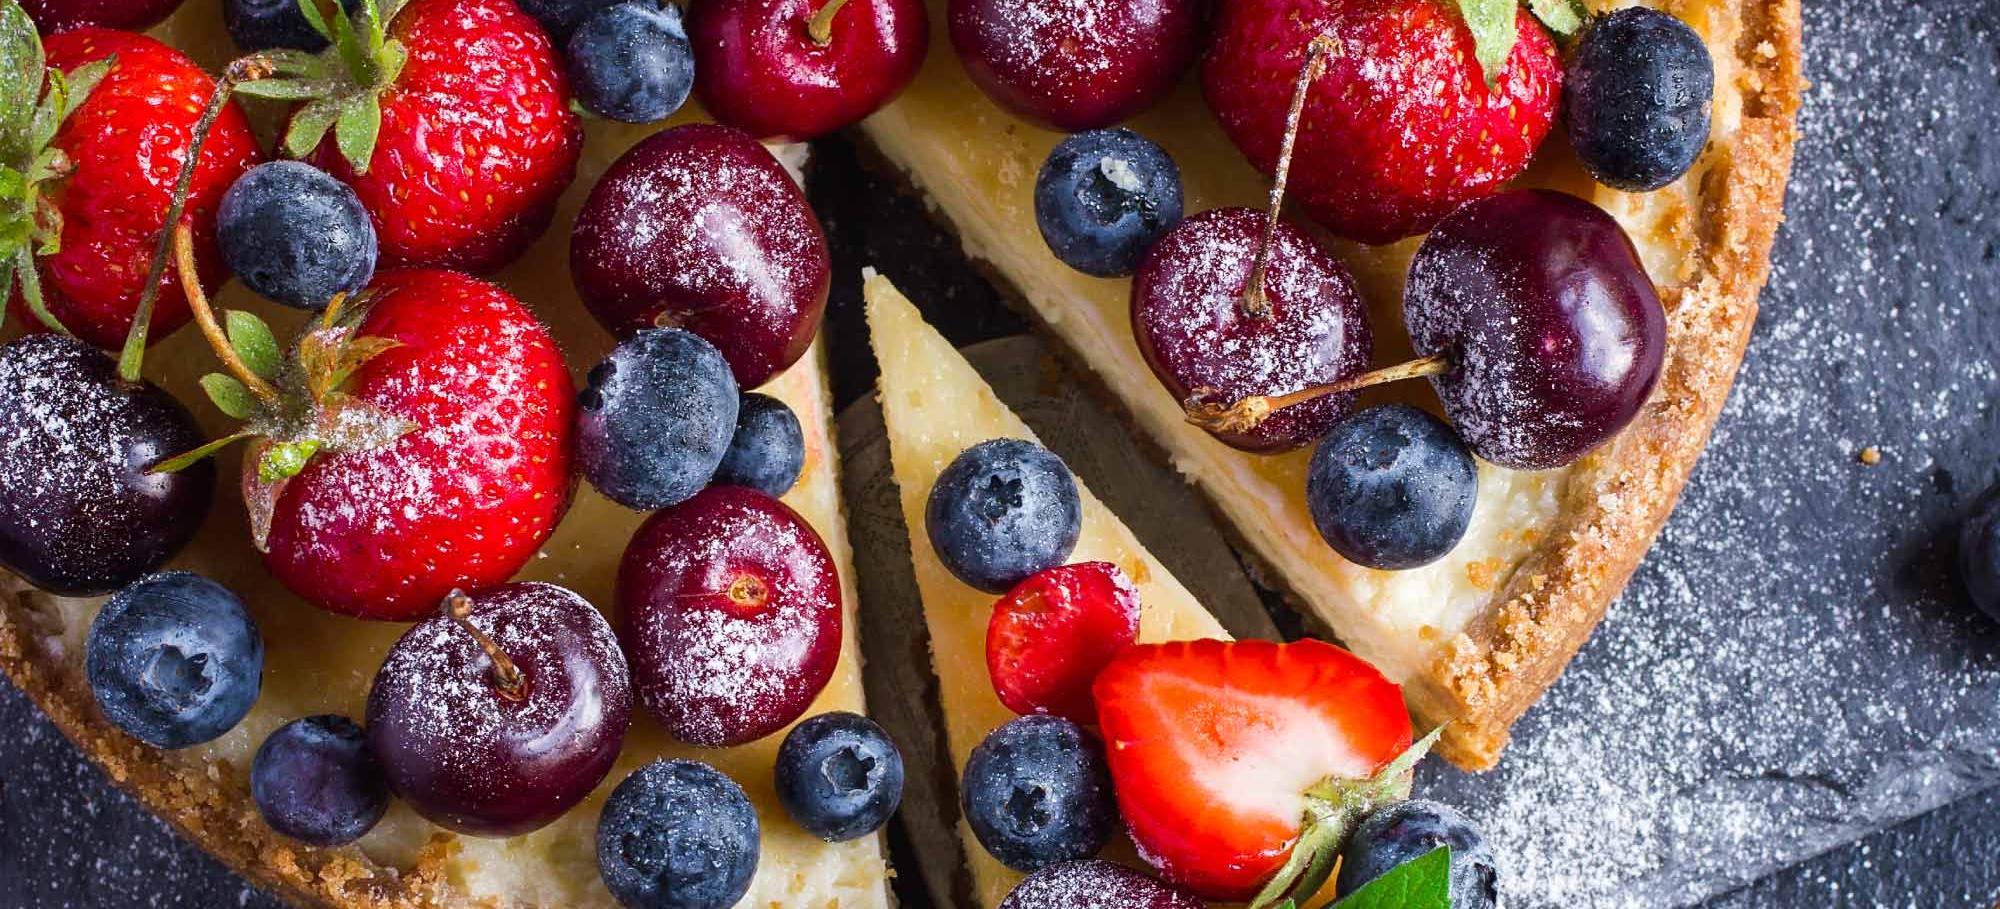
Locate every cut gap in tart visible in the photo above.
<box><xmin>863</xmin><ymin>270</ymin><xmax>1236</xmax><ymax>905</ymax></box>
<box><xmin>0</xmin><ymin>8</ymin><xmax>892</xmax><ymax>908</ymax></box>
<box><xmin>858</xmin><ymin>0</ymin><xmax>1803</xmax><ymax>769</ymax></box>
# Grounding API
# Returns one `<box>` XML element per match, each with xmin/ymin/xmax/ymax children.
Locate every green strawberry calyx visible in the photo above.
<box><xmin>148</xmin><ymin>226</ymin><xmax>410</xmax><ymax>550</ymax></box>
<box><xmin>232</xmin><ymin>0</ymin><xmax>407</xmax><ymax>173</ymax></box>
<box><xmin>0</xmin><ymin>0</ymin><xmax>110</xmax><ymax>337</ymax></box>
<box><xmin>1247</xmin><ymin>725</ymin><xmax>1446</xmax><ymax>909</ymax></box>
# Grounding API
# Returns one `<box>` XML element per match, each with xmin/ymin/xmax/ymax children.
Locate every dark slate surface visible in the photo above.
<box><xmin>6</xmin><ymin>0</ymin><xmax>2000</xmax><ymax>905</ymax></box>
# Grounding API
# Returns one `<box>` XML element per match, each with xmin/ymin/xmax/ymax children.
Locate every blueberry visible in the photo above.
<box><xmin>1034</xmin><ymin>128</ymin><xmax>1184</xmax><ymax>277</ymax></box>
<box><xmin>713</xmin><ymin>393</ymin><xmax>806</xmax><ymax>498</ymax></box>
<box><xmin>578</xmin><ymin>328</ymin><xmax>740</xmax><ymax>511</ymax></box>
<box><xmin>1336</xmin><ymin>800</ymin><xmax>1498</xmax><ymax>909</ymax></box>
<box><xmin>85</xmin><ymin>572</ymin><xmax>264</xmax><ymax>750</ymax></box>
<box><xmin>217</xmin><ymin>161</ymin><xmax>377</xmax><ymax>311</ymax></box>
<box><xmin>224</xmin><ymin>0</ymin><xmax>363</xmax><ymax>53</ymax></box>
<box><xmin>926</xmin><ymin>439</ymin><xmax>1083</xmax><ymax>594</ymax></box>
<box><xmin>774</xmin><ymin>711</ymin><xmax>905</xmax><ymax>842</ymax></box>
<box><xmin>1306</xmin><ymin>405</ymin><xmax>1477</xmax><ymax>570</ymax></box>
<box><xmin>519</xmin><ymin>0</ymin><xmax>622</xmax><ymax>42</ymax></box>
<box><xmin>1959</xmin><ymin>487</ymin><xmax>2000</xmax><ymax>624</ymax></box>
<box><xmin>960</xmin><ymin>715</ymin><xmax>1117</xmax><ymax>872</ymax></box>
<box><xmin>1564</xmin><ymin>7</ymin><xmax>1715</xmax><ymax>192</ymax></box>
<box><xmin>251</xmin><ymin>715</ymin><xmax>390</xmax><ymax>846</ymax></box>
<box><xmin>568</xmin><ymin>2</ymin><xmax>696</xmax><ymax>124</ymax></box>
<box><xmin>597</xmin><ymin>759</ymin><xmax>759</xmax><ymax>909</ymax></box>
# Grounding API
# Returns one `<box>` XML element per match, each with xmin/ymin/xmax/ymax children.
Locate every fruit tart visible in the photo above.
<box><xmin>0</xmin><ymin>1</ymin><xmax>900</xmax><ymax>907</ymax></box>
<box><xmin>858</xmin><ymin>0</ymin><xmax>1803</xmax><ymax>768</ymax></box>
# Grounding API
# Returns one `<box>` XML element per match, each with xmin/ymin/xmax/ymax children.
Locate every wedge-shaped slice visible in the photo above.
<box><xmin>859</xmin><ymin>0</ymin><xmax>1801</xmax><ymax>768</ymax></box>
<box><xmin>0</xmin><ymin>10</ymin><xmax>891</xmax><ymax>904</ymax></box>
<box><xmin>866</xmin><ymin>271</ymin><xmax>1228</xmax><ymax>906</ymax></box>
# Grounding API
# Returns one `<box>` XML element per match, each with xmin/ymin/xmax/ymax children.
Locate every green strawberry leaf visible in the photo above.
<box><xmin>1527</xmin><ymin>0</ymin><xmax>1585</xmax><ymax>36</ymax></box>
<box><xmin>12</xmin><ymin>246</ymin><xmax>63</xmax><ymax>333</ymax></box>
<box><xmin>200</xmin><ymin>373</ymin><xmax>258</xmax><ymax>420</ymax></box>
<box><xmin>226</xmin><ymin>309</ymin><xmax>283</xmax><ymax>379</ymax></box>
<box><xmin>284</xmin><ymin>99</ymin><xmax>342</xmax><ymax>159</ymax></box>
<box><xmin>1327</xmin><ymin>846</ymin><xmax>1452</xmax><ymax>909</ymax></box>
<box><xmin>334</xmin><ymin>92</ymin><xmax>381</xmax><ymax>173</ymax></box>
<box><xmin>0</xmin><ymin>258</ymin><xmax>13</xmax><ymax>330</ymax></box>
<box><xmin>259</xmin><ymin>438</ymin><xmax>322</xmax><ymax>483</ymax></box>
<box><xmin>295</xmin><ymin>0</ymin><xmax>332</xmax><ymax>41</ymax></box>
<box><xmin>235</xmin><ymin>77</ymin><xmax>336</xmax><ymax>101</ymax></box>
<box><xmin>1454</xmin><ymin>0</ymin><xmax>1517</xmax><ymax>86</ymax></box>
<box><xmin>149</xmin><ymin>431</ymin><xmax>254</xmax><ymax>475</ymax></box>
<box><xmin>0</xmin><ymin>1</ymin><xmax>42</xmax><ymax>157</ymax></box>
<box><xmin>57</xmin><ymin>57</ymin><xmax>110</xmax><ymax>118</ymax></box>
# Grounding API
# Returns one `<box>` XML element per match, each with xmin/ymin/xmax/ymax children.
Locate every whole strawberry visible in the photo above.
<box><xmin>21</xmin><ymin>0</ymin><xmax>184</xmax><ymax>33</ymax></box>
<box><xmin>246</xmin><ymin>0</ymin><xmax>582</xmax><ymax>273</ymax></box>
<box><xmin>159</xmin><ymin>265</ymin><xmax>575</xmax><ymax>622</ymax></box>
<box><xmin>1203</xmin><ymin>0</ymin><xmax>1562</xmax><ymax>244</ymax></box>
<box><xmin>2</xmin><ymin>25</ymin><xmax>262</xmax><ymax>350</ymax></box>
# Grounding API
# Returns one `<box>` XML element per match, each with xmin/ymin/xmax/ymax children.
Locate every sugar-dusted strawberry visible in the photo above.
<box><xmin>1093</xmin><ymin>638</ymin><xmax>1430</xmax><ymax>904</ymax></box>
<box><xmin>987</xmin><ymin>562</ymin><xmax>1140</xmax><ymax>723</ymax></box>
<box><xmin>1203</xmin><ymin>0</ymin><xmax>1562</xmax><ymax>244</ymax></box>
<box><xmin>242</xmin><ymin>0</ymin><xmax>581</xmax><ymax>273</ymax></box>
<box><xmin>150</xmin><ymin>232</ymin><xmax>575</xmax><ymax>620</ymax></box>
<box><xmin>21</xmin><ymin>0</ymin><xmax>183</xmax><ymax>33</ymax></box>
<box><xmin>2</xmin><ymin>24</ymin><xmax>262</xmax><ymax>351</ymax></box>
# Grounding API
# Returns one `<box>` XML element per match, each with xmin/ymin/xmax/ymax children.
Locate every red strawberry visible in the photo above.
<box><xmin>257</xmin><ymin>269</ymin><xmax>576</xmax><ymax>620</ymax></box>
<box><xmin>4</xmin><ymin>27</ymin><xmax>263</xmax><ymax>351</ymax></box>
<box><xmin>21</xmin><ymin>0</ymin><xmax>184</xmax><ymax>33</ymax></box>
<box><xmin>1203</xmin><ymin>0</ymin><xmax>1561</xmax><ymax>244</ymax></box>
<box><xmin>1093</xmin><ymin>638</ymin><xmax>1424</xmax><ymax>903</ymax></box>
<box><xmin>987</xmin><ymin>562</ymin><xmax>1141</xmax><ymax>723</ymax></box>
<box><xmin>248</xmin><ymin>0</ymin><xmax>582</xmax><ymax>273</ymax></box>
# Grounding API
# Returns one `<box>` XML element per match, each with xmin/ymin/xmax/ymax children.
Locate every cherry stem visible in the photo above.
<box><xmin>1185</xmin><ymin>353</ymin><xmax>1449</xmax><ymax>435</ymax></box>
<box><xmin>117</xmin><ymin>54</ymin><xmax>277</xmax><ymax>386</ymax></box>
<box><xmin>806</xmin><ymin>0</ymin><xmax>852</xmax><ymax>46</ymax></box>
<box><xmin>173</xmin><ymin>225</ymin><xmax>280</xmax><ymax>402</ymax></box>
<box><xmin>1241</xmin><ymin>34</ymin><xmax>1339</xmax><ymax>320</ymax></box>
<box><xmin>443</xmin><ymin>589</ymin><xmax>528</xmax><ymax>700</ymax></box>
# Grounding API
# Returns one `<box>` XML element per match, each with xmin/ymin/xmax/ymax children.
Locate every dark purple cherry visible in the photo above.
<box><xmin>1405</xmin><ymin>189</ymin><xmax>1666</xmax><ymax>470</ymax></box>
<box><xmin>571</xmin><ymin>123</ymin><xmax>831</xmax><ymax>389</ymax></box>
<box><xmin>1131</xmin><ymin>207</ymin><xmax>1373</xmax><ymax>453</ymax></box>
<box><xmin>617</xmin><ymin>484</ymin><xmax>843</xmax><ymax>747</ymax></box>
<box><xmin>0</xmin><ymin>334</ymin><xmax>214</xmax><ymax>596</ymax></box>
<box><xmin>948</xmin><ymin>0</ymin><xmax>1198</xmax><ymax>131</ymax></box>
<box><xmin>365</xmin><ymin>583</ymin><xmax>631</xmax><ymax>837</ymax></box>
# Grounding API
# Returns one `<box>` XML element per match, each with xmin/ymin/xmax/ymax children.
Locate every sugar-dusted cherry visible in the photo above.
<box><xmin>1132</xmin><ymin>207</ymin><xmax>1372</xmax><ymax>453</ymax></box>
<box><xmin>1404</xmin><ymin>189</ymin><xmax>1666</xmax><ymax>470</ymax></box>
<box><xmin>366</xmin><ymin>584</ymin><xmax>631</xmax><ymax>837</ymax></box>
<box><xmin>572</xmin><ymin>123</ymin><xmax>830</xmax><ymax>389</ymax></box>
<box><xmin>691</xmin><ymin>0</ymin><xmax>928</xmax><ymax>140</ymax></box>
<box><xmin>617</xmin><ymin>485</ymin><xmax>844</xmax><ymax>747</ymax></box>
<box><xmin>948</xmin><ymin>0</ymin><xmax>1197</xmax><ymax>131</ymax></box>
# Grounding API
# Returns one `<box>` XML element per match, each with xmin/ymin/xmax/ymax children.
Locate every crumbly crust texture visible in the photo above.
<box><xmin>0</xmin><ymin>1</ymin><xmax>1802</xmax><ymax>906</ymax></box>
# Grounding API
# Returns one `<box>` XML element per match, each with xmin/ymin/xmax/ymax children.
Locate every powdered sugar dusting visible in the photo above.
<box><xmin>1422</xmin><ymin>5</ymin><xmax>2000</xmax><ymax>902</ymax></box>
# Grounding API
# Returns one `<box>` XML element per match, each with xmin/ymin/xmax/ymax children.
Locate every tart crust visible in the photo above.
<box><xmin>857</xmin><ymin>0</ymin><xmax>1803</xmax><ymax>770</ymax></box>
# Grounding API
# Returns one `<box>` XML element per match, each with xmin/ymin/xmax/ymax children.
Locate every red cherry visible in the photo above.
<box><xmin>572</xmin><ymin>123</ymin><xmax>830</xmax><ymax>389</ymax></box>
<box><xmin>22</xmin><ymin>0</ymin><xmax>184</xmax><ymax>32</ymax></box>
<box><xmin>617</xmin><ymin>485</ymin><xmax>844</xmax><ymax>747</ymax></box>
<box><xmin>1131</xmin><ymin>207</ymin><xmax>1372</xmax><ymax>453</ymax></box>
<box><xmin>365</xmin><ymin>584</ymin><xmax>632</xmax><ymax>837</ymax></box>
<box><xmin>987</xmin><ymin>562</ymin><xmax>1141</xmax><ymax>723</ymax></box>
<box><xmin>947</xmin><ymin>0</ymin><xmax>1198</xmax><ymax>131</ymax></box>
<box><xmin>690</xmin><ymin>0</ymin><xmax>929</xmax><ymax>141</ymax></box>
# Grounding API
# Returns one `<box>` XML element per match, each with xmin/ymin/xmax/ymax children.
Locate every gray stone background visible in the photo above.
<box><xmin>4</xmin><ymin>0</ymin><xmax>1999</xmax><ymax>905</ymax></box>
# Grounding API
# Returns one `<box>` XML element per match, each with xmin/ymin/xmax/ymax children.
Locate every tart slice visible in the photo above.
<box><xmin>860</xmin><ymin>0</ymin><xmax>1803</xmax><ymax>768</ymax></box>
<box><xmin>0</xmin><ymin>9</ymin><xmax>892</xmax><ymax>906</ymax></box>
<box><xmin>864</xmin><ymin>271</ymin><xmax>1229</xmax><ymax>905</ymax></box>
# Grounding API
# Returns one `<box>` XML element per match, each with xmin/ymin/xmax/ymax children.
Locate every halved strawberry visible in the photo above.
<box><xmin>1093</xmin><ymin>638</ymin><xmax>1427</xmax><ymax>904</ymax></box>
<box><xmin>987</xmin><ymin>562</ymin><xmax>1142</xmax><ymax>723</ymax></box>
